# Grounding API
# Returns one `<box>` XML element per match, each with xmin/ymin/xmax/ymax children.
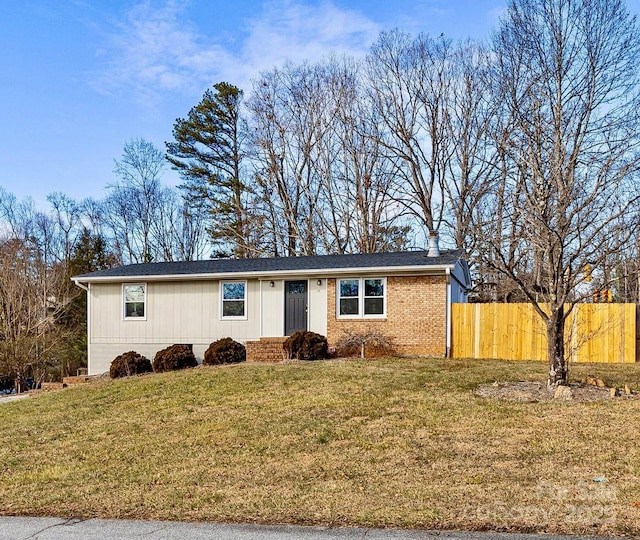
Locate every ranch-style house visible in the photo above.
<box><xmin>72</xmin><ymin>248</ymin><xmax>471</xmax><ymax>374</ymax></box>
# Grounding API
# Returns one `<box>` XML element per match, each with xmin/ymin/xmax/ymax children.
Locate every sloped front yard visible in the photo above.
<box><xmin>0</xmin><ymin>358</ymin><xmax>638</xmax><ymax>536</ymax></box>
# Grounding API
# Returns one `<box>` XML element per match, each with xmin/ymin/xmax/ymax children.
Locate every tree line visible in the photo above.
<box><xmin>2</xmin><ymin>0</ymin><xmax>640</xmax><ymax>386</ymax></box>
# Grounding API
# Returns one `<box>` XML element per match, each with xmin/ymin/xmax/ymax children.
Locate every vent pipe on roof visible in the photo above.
<box><xmin>427</xmin><ymin>232</ymin><xmax>440</xmax><ymax>257</ymax></box>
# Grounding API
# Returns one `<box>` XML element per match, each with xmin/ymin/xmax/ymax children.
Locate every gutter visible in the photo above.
<box><xmin>71</xmin><ymin>263</ymin><xmax>458</xmax><ymax>285</ymax></box>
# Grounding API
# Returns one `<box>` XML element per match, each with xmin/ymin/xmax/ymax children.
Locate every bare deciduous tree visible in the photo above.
<box><xmin>249</xmin><ymin>58</ymin><xmax>412</xmax><ymax>256</ymax></box>
<box><xmin>104</xmin><ymin>138</ymin><xmax>207</xmax><ymax>263</ymax></box>
<box><xmin>323</xmin><ymin>60</ymin><xmax>410</xmax><ymax>253</ymax></box>
<box><xmin>366</xmin><ymin>30</ymin><xmax>455</xmax><ymax>239</ymax></box>
<box><xmin>475</xmin><ymin>0</ymin><xmax>640</xmax><ymax>385</ymax></box>
<box><xmin>445</xmin><ymin>40</ymin><xmax>496</xmax><ymax>254</ymax></box>
<box><xmin>107</xmin><ymin>138</ymin><xmax>166</xmax><ymax>263</ymax></box>
<box><xmin>249</xmin><ymin>62</ymin><xmax>342</xmax><ymax>256</ymax></box>
<box><xmin>0</xmin><ymin>212</ymin><xmax>75</xmax><ymax>391</ymax></box>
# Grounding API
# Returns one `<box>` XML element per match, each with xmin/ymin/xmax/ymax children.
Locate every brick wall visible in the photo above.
<box><xmin>326</xmin><ymin>275</ymin><xmax>447</xmax><ymax>356</ymax></box>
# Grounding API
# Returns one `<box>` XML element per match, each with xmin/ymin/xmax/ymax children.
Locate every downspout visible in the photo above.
<box><xmin>72</xmin><ymin>279</ymin><xmax>88</xmax><ymax>292</ymax></box>
<box><xmin>86</xmin><ymin>282</ymin><xmax>91</xmax><ymax>374</ymax></box>
<box><xmin>445</xmin><ymin>268</ymin><xmax>452</xmax><ymax>358</ymax></box>
<box><xmin>259</xmin><ymin>279</ymin><xmax>263</xmax><ymax>338</ymax></box>
<box><xmin>71</xmin><ymin>279</ymin><xmax>91</xmax><ymax>374</ymax></box>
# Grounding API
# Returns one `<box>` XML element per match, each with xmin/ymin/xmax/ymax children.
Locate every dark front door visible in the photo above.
<box><xmin>285</xmin><ymin>280</ymin><xmax>308</xmax><ymax>336</ymax></box>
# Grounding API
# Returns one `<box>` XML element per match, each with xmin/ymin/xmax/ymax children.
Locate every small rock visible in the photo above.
<box><xmin>492</xmin><ymin>381</ymin><xmax>499</xmax><ymax>387</ymax></box>
<box><xmin>586</xmin><ymin>376</ymin><xmax>598</xmax><ymax>386</ymax></box>
<box><xmin>596</xmin><ymin>378</ymin><xmax>606</xmax><ymax>387</ymax></box>
<box><xmin>625</xmin><ymin>385</ymin><xmax>631</xmax><ymax>395</ymax></box>
<box><xmin>554</xmin><ymin>385</ymin><xmax>573</xmax><ymax>400</ymax></box>
<box><xmin>610</xmin><ymin>387</ymin><xmax>619</xmax><ymax>398</ymax></box>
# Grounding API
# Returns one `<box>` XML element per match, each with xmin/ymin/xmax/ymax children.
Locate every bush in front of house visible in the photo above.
<box><xmin>334</xmin><ymin>330</ymin><xmax>395</xmax><ymax>358</ymax></box>
<box><xmin>203</xmin><ymin>338</ymin><xmax>246</xmax><ymax>365</ymax></box>
<box><xmin>283</xmin><ymin>331</ymin><xmax>329</xmax><ymax>361</ymax></box>
<box><xmin>153</xmin><ymin>344</ymin><xmax>198</xmax><ymax>373</ymax></box>
<box><xmin>110</xmin><ymin>351</ymin><xmax>153</xmax><ymax>378</ymax></box>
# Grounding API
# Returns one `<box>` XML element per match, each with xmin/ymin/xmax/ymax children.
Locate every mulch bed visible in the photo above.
<box><xmin>475</xmin><ymin>380</ymin><xmax>639</xmax><ymax>402</ymax></box>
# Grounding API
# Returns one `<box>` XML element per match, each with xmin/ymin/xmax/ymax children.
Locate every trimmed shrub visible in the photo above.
<box><xmin>283</xmin><ymin>331</ymin><xmax>329</xmax><ymax>361</ymax></box>
<box><xmin>203</xmin><ymin>338</ymin><xmax>246</xmax><ymax>365</ymax></box>
<box><xmin>153</xmin><ymin>344</ymin><xmax>198</xmax><ymax>373</ymax></box>
<box><xmin>110</xmin><ymin>351</ymin><xmax>152</xmax><ymax>378</ymax></box>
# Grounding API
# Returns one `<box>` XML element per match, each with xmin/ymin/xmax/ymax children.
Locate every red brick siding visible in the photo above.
<box><xmin>326</xmin><ymin>275</ymin><xmax>447</xmax><ymax>356</ymax></box>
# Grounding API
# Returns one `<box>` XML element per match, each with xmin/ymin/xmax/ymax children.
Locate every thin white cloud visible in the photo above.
<box><xmin>91</xmin><ymin>0</ymin><xmax>235</xmax><ymax>104</ymax></box>
<box><xmin>242</xmin><ymin>0</ymin><xmax>380</xmax><ymax>75</ymax></box>
<box><xmin>91</xmin><ymin>0</ymin><xmax>380</xmax><ymax>105</ymax></box>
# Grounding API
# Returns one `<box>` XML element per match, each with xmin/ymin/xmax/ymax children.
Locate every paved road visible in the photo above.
<box><xmin>0</xmin><ymin>517</ymin><xmax>619</xmax><ymax>540</ymax></box>
<box><xmin>0</xmin><ymin>395</ymin><xmax>28</xmax><ymax>405</ymax></box>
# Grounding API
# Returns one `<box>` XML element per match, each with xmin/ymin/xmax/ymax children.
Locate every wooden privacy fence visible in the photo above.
<box><xmin>451</xmin><ymin>303</ymin><xmax>637</xmax><ymax>363</ymax></box>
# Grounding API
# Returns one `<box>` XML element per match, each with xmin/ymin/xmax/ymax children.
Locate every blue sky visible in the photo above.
<box><xmin>3</xmin><ymin>0</ymin><xmax>640</xmax><ymax>207</ymax></box>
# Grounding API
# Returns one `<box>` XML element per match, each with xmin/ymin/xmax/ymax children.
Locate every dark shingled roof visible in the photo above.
<box><xmin>74</xmin><ymin>250</ymin><xmax>464</xmax><ymax>280</ymax></box>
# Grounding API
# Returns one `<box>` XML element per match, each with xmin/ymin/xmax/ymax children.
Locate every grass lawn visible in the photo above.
<box><xmin>0</xmin><ymin>358</ymin><xmax>639</xmax><ymax>536</ymax></box>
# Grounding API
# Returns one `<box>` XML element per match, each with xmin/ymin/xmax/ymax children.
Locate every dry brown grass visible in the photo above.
<box><xmin>0</xmin><ymin>358</ymin><xmax>639</xmax><ymax>536</ymax></box>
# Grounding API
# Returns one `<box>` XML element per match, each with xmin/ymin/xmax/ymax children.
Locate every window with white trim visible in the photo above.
<box><xmin>337</xmin><ymin>278</ymin><xmax>385</xmax><ymax>318</ymax></box>
<box><xmin>221</xmin><ymin>281</ymin><xmax>247</xmax><ymax>319</ymax></box>
<box><xmin>123</xmin><ymin>283</ymin><xmax>146</xmax><ymax>319</ymax></box>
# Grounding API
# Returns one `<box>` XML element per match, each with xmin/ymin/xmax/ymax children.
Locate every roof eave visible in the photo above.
<box><xmin>71</xmin><ymin>263</ymin><xmax>457</xmax><ymax>285</ymax></box>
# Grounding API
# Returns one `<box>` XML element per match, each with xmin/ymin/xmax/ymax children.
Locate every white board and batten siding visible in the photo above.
<box><xmin>308</xmin><ymin>278</ymin><xmax>328</xmax><ymax>336</ymax></box>
<box><xmin>260</xmin><ymin>280</ymin><xmax>284</xmax><ymax>337</ymax></box>
<box><xmin>88</xmin><ymin>277</ymin><xmax>329</xmax><ymax>375</ymax></box>
<box><xmin>89</xmin><ymin>280</ymin><xmax>260</xmax><ymax>374</ymax></box>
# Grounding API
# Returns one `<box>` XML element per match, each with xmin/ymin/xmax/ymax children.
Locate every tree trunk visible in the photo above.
<box><xmin>547</xmin><ymin>306</ymin><xmax>567</xmax><ymax>386</ymax></box>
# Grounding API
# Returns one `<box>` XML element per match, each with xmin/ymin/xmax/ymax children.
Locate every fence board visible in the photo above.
<box><xmin>451</xmin><ymin>303</ymin><xmax>636</xmax><ymax>363</ymax></box>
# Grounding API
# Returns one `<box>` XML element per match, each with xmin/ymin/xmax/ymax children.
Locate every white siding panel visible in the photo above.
<box><xmin>90</xmin><ymin>280</ymin><xmax>260</xmax><ymax>344</ymax></box>
<box><xmin>88</xmin><ymin>279</ymin><xmax>261</xmax><ymax>373</ymax></box>
<box><xmin>261</xmin><ymin>280</ymin><xmax>284</xmax><ymax>336</ymax></box>
<box><xmin>150</xmin><ymin>281</ymin><xmax>212</xmax><ymax>342</ymax></box>
<box><xmin>90</xmin><ymin>283</ymin><xmax>121</xmax><ymax>344</ymax></box>
<box><xmin>308</xmin><ymin>279</ymin><xmax>327</xmax><ymax>336</ymax></box>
